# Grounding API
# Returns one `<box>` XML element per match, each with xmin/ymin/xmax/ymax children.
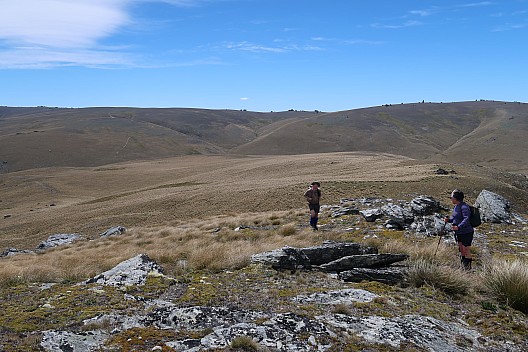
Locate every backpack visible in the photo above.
<box><xmin>468</xmin><ymin>205</ymin><xmax>482</xmax><ymax>227</ymax></box>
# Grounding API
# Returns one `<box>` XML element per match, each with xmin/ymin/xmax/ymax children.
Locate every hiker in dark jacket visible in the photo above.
<box><xmin>304</xmin><ymin>181</ymin><xmax>321</xmax><ymax>231</ymax></box>
<box><xmin>445</xmin><ymin>189</ymin><xmax>474</xmax><ymax>270</ymax></box>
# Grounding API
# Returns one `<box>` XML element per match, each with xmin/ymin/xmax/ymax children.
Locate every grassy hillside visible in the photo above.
<box><xmin>0</xmin><ymin>107</ymin><xmax>314</xmax><ymax>172</ymax></box>
<box><xmin>233</xmin><ymin>101</ymin><xmax>528</xmax><ymax>174</ymax></box>
<box><xmin>2</xmin><ymin>101</ymin><xmax>527</xmax><ymax>174</ymax></box>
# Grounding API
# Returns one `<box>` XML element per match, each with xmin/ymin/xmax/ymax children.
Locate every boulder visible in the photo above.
<box><xmin>251</xmin><ymin>246</ymin><xmax>312</xmax><ymax>271</ymax></box>
<box><xmin>381</xmin><ymin>203</ymin><xmax>414</xmax><ymax>227</ymax></box>
<box><xmin>410</xmin><ymin>215</ymin><xmax>448</xmax><ymax>236</ymax></box>
<box><xmin>331</xmin><ymin>207</ymin><xmax>360</xmax><ymax>218</ymax></box>
<box><xmin>100</xmin><ymin>226</ymin><xmax>126</xmax><ymax>237</ymax></box>
<box><xmin>475</xmin><ymin>190</ymin><xmax>511</xmax><ymax>223</ymax></box>
<box><xmin>317</xmin><ymin>254</ymin><xmax>409</xmax><ymax>272</ymax></box>
<box><xmin>37</xmin><ymin>233</ymin><xmax>81</xmax><ymax>250</ymax></box>
<box><xmin>339</xmin><ymin>267</ymin><xmax>407</xmax><ymax>285</ymax></box>
<box><xmin>299</xmin><ymin>241</ymin><xmax>378</xmax><ymax>266</ymax></box>
<box><xmin>409</xmin><ymin>195</ymin><xmax>442</xmax><ymax>215</ymax></box>
<box><xmin>84</xmin><ymin>253</ymin><xmax>163</xmax><ymax>287</ymax></box>
<box><xmin>0</xmin><ymin>247</ymin><xmax>34</xmax><ymax>257</ymax></box>
<box><xmin>360</xmin><ymin>208</ymin><xmax>383</xmax><ymax>222</ymax></box>
<box><xmin>251</xmin><ymin>242</ymin><xmax>378</xmax><ymax>270</ymax></box>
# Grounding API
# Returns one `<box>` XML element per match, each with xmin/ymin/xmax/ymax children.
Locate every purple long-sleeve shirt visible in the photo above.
<box><xmin>449</xmin><ymin>202</ymin><xmax>474</xmax><ymax>235</ymax></box>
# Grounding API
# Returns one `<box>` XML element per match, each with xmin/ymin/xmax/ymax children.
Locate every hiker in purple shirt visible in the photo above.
<box><xmin>444</xmin><ymin>189</ymin><xmax>474</xmax><ymax>270</ymax></box>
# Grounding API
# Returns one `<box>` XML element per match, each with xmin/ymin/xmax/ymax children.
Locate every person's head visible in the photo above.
<box><xmin>450</xmin><ymin>189</ymin><xmax>464</xmax><ymax>203</ymax></box>
<box><xmin>311</xmin><ymin>181</ymin><xmax>320</xmax><ymax>189</ymax></box>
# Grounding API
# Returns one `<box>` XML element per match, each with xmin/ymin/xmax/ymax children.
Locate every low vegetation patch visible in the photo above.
<box><xmin>406</xmin><ymin>259</ymin><xmax>472</xmax><ymax>296</ymax></box>
<box><xmin>481</xmin><ymin>258</ymin><xmax>528</xmax><ymax>313</ymax></box>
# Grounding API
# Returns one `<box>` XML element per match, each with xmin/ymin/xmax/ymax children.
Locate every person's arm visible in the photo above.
<box><xmin>458</xmin><ymin>204</ymin><xmax>471</xmax><ymax>228</ymax></box>
<box><xmin>304</xmin><ymin>190</ymin><xmax>312</xmax><ymax>202</ymax></box>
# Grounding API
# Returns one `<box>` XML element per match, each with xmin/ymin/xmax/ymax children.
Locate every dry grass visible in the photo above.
<box><xmin>382</xmin><ymin>238</ymin><xmax>458</xmax><ymax>266</ymax></box>
<box><xmin>384</xmin><ymin>238</ymin><xmax>473</xmax><ymax>295</ymax></box>
<box><xmin>406</xmin><ymin>259</ymin><xmax>472</xmax><ymax>296</ymax></box>
<box><xmin>481</xmin><ymin>258</ymin><xmax>528</xmax><ymax>313</ymax></box>
<box><xmin>0</xmin><ymin>211</ymin><xmax>322</xmax><ymax>286</ymax></box>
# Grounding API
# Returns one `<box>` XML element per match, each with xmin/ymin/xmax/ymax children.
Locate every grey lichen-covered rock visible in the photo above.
<box><xmin>360</xmin><ymin>208</ymin><xmax>383</xmax><ymax>222</ymax></box>
<box><xmin>320</xmin><ymin>314</ymin><xmax>483</xmax><ymax>352</ymax></box>
<box><xmin>410</xmin><ymin>215</ymin><xmax>449</xmax><ymax>236</ymax></box>
<box><xmin>84</xmin><ymin>253</ymin><xmax>163</xmax><ymax>287</ymax></box>
<box><xmin>331</xmin><ymin>206</ymin><xmax>360</xmax><ymax>218</ymax></box>
<box><xmin>475</xmin><ymin>189</ymin><xmax>511</xmax><ymax>223</ymax></box>
<box><xmin>251</xmin><ymin>246</ymin><xmax>312</xmax><ymax>271</ymax></box>
<box><xmin>409</xmin><ymin>195</ymin><xmax>442</xmax><ymax>215</ymax></box>
<box><xmin>317</xmin><ymin>253</ymin><xmax>409</xmax><ymax>272</ymax></box>
<box><xmin>299</xmin><ymin>241</ymin><xmax>378</xmax><ymax>266</ymax></box>
<box><xmin>41</xmin><ymin>330</ymin><xmax>109</xmax><ymax>352</ymax></box>
<box><xmin>99</xmin><ymin>225</ymin><xmax>126</xmax><ymax>237</ymax></box>
<box><xmin>168</xmin><ymin>313</ymin><xmax>334</xmax><ymax>352</ymax></box>
<box><xmin>0</xmin><ymin>247</ymin><xmax>34</xmax><ymax>257</ymax></box>
<box><xmin>37</xmin><ymin>233</ymin><xmax>81</xmax><ymax>250</ymax></box>
<box><xmin>251</xmin><ymin>242</ymin><xmax>378</xmax><ymax>270</ymax></box>
<box><xmin>381</xmin><ymin>203</ymin><xmax>415</xmax><ymax>227</ymax></box>
<box><xmin>292</xmin><ymin>288</ymin><xmax>379</xmax><ymax>305</ymax></box>
<box><xmin>144</xmin><ymin>304</ymin><xmax>267</xmax><ymax>330</ymax></box>
<box><xmin>339</xmin><ymin>267</ymin><xmax>408</xmax><ymax>285</ymax></box>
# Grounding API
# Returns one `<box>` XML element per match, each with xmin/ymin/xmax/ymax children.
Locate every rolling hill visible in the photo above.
<box><xmin>1</xmin><ymin>101</ymin><xmax>527</xmax><ymax>174</ymax></box>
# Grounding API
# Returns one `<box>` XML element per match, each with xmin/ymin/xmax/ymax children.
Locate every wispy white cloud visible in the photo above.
<box><xmin>223</xmin><ymin>41</ymin><xmax>323</xmax><ymax>53</ymax></box>
<box><xmin>0</xmin><ymin>0</ymin><xmax>130</xmax><ymax>49</ymax></box>
<box><xmin>492</xmin><ymin>23</ymin><xmax>527</xmax><ymax>32</ymax></box>
<box><xmin>0</xmin><ymin>0</ymin><xmax>204</xmax><ymax>69</ymax></box>
<box><xmin>371</xmin><ymin>20</ymin><xmax>423</xmax><ymax>29</ymax></box>
<box><xmin>456</xmin><ymin>1</ymin><xmax>494</xmax><ymax>8</ymax></box>
<box><xmin>311</xmin><ymin>37</ymin><xmax>382</xmax><ymax>46</ymax></box>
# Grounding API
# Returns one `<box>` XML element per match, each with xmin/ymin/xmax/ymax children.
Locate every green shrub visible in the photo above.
<box><xmin>407</xmin><ymin>259</ymin><xmax>471</xmax><ymax>296</ymax></box>
<box><xmin>481</xmin><ymin>258</ymin><xmax>528</xmax><ymax>314</ymax></box>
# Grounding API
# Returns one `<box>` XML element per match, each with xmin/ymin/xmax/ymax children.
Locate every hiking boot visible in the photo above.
<box><xmin>312</xmin><ymin>226</ymin><xmax>318</xmax><ymax>231</ymax></box>
<box><xmin>462</xmin><ymin>257</ymin><xmax>472</xmax><ymax>270</ymax></box>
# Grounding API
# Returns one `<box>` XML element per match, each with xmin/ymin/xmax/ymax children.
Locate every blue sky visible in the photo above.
<box><xmin>1</xmin><ymin>0</ymin><xmax>527</xmax><ymax>112</ymax></box>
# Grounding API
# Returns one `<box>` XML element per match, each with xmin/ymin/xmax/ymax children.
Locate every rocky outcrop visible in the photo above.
<box><xmin>252</xmin><ymin>242</ymin><xmax>407</xmax><ymax>286</ymax></box>
<box><xmin>0</xmin><ymin>247</ymin><xmax>34</xmax><ymax>257</ymax></box>
<box><xmin>317</xmin><ymin>253</ymin><xmax>408</xmax><ymax>272</ymax></box>
<box><xmin>99</xmin><ymin>225</ymin><xmax>126</xmax><ymax>237</ymax></box>
<box><xmin>37</xmin><ymin>233</ymin><xmax>81</xmax><ymax>250</ymax></box>
<box><xmin>339</xmin><ymin>267</ymin><xmax>407</xmax><ymax>285</ymax></box>
<box><xmin>292</xmin><ymin>288</ymin><xmax>379</xmax><ymax>304</ymax></box>
<box><xmin>251</xmin><ymin>241</ymin><xmax>378</xmax><ymax>271</ymax></box>
<box><xmin>84</xmin><ymin>253</ymin><xmax>163</xmax><ymax>287</ymax></box>
<box><xmin>475</xmin><ymin>189</ymin><xmax>511</xmax><ymax>223</ymax></box>
<box><xmin>320</xmin><ymin>314</ymin><xmax>483</xmax><ymax>351</ymax></box>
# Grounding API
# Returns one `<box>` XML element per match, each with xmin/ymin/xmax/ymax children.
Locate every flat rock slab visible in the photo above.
<box><xmin>318</xmin><ymin>253</ymin><xmax>409</xmax><ymax>272</ymax></box>
<box><xmin>339</xmin><ymin>267</ymin><xmax>407</xmax><ymax>285</ymax></box>
<box><xmin>84</xmin><ymin>253</ymin><xmax>163</xmax><ymax>287</ymax></box>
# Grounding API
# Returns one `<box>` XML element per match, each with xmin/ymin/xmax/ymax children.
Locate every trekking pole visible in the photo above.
<box><xmin>433</xmin><ymin>222</ymin><xmax>450</xmax><ymax>258</ymax></box>
<box><xmin>434</xmin><ymin>234</ymin><xmax>442</xmax><ymax>258</ymax></box>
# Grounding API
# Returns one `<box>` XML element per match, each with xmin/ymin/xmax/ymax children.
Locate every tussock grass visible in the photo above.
<box><xmin>406</xmin><ymin>259</ymin><xmax>472</xmax><ymax>296</ymax></box>
<box><xmin>382</xmin><ymin>238</ymin><xmax>457</xmax><ymax>266</ymax></box>
<box><xmin>481</xmin><ymin>258</ymin><xmax>528</xmax><ymax>313</ymax></box>
<box><xmin>278</xmin><ymin>223</ymin><xmax>297</xmax><ymax>236</ymax></box>
<box><xmin>230</xmin><ymin>335</ymin><xmax>260</xmax><ymax>350</ymax></box>
<box><xmin>0</xmin><ymin>211</ymin><xmax>319</xmax><ymax>286</ymax></box>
